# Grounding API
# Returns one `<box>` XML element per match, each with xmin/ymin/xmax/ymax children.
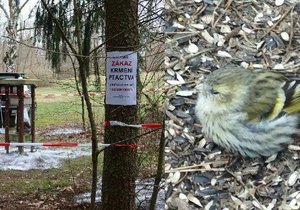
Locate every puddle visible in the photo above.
<box><xmin>0</xmin><ymin>147</ymin><xmax>90</xmax><ymax>170</ymax></box>
<box><xmin>45</xmin><ymin>128</ymin><xmax>84</xmax><ymax>135</ymax></box>
<box><xmin>76</xmin><ymin>178</ymin><xmax>165</xmax><ymax>210</ymax></box>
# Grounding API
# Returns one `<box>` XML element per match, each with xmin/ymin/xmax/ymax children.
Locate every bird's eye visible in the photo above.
<box><xmin>211</xmin><ymin>89</ymin><xmax>219</xmax><ymax>95</ymax></box>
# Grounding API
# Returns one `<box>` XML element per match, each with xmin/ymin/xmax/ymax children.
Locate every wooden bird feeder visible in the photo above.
<box><xmin>0</xmin><ymin>73</ymin><xmax>40</xmax><ymax>154</ymax></box>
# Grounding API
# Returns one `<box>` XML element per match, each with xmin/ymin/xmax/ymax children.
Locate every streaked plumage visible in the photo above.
<box><xmin>195</xmin><ymin>67</ymin><xmax>300</xmax><ymax>157</ymax></box>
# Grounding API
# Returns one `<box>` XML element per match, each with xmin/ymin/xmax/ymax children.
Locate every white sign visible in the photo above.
<box><xmin>106</xmin><ymin>51</ymin><xmax>137</xmax><ymax>105</ymax></box>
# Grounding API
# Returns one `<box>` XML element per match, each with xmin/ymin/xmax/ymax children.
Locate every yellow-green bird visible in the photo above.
<box><xmin>195</xmin><ymin>67</ymin><xmax>300</xmax><ymax>157</ymax></box>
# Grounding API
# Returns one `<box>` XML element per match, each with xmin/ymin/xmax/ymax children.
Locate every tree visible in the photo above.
<box><xmin>0</xmin><ymin>0</ymin><xmax>30</xmax><ymax>72</ymax></box>
<box><xmin>101</xmin><ymin>0</ymin><xmax>139</xmax><ymax>209</ymax></box>
<box><xmin>34</xmin><ymin>0</ymin><xmax>104</xmax><ymax>208</ymax></box>
<box><xmin>34</xmin><ymin>0</ymin><xmax>164</xmax><ymax>208</ymax></box>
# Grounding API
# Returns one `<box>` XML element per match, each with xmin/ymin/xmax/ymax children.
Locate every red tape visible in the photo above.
<box><xmin>112</xmin><ymin>144</ymin><xmax>138</xmax><ymax>149</ymax></box>
<box><xmin>43</xmin><ymin>142</ymin><xmax>78</xmax><ymax>147</ymax></box>
<box><xmin>104</xmin><ymin>121</ymin><xmax>110</xmax><ymax>127</ymax></box>
<box><xmin>104</xmin><ymin>121</ymin><xmax>161</xmax><ymax>129</ymax></box>
<box><xmin>141</xmin><ymin>123</ymin><xmax>161</xmax><ymax>128</ymax></box>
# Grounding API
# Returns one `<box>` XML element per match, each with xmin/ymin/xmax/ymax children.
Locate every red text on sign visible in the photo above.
<box><xmin>112</xmin><ymin>60</ymin><xmax>132</xmax><ymax>66</ymax></box>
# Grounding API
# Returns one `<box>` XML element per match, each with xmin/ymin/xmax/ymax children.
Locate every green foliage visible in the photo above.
<box><xmin>138</xmin><ymin>71</ymin><xmax>164</xmax><ymax>123</ymax></box>
<box><xmin>34</xmin><ymin>0</ymin><xmax>105</xmax><ymax>75</ymax></box>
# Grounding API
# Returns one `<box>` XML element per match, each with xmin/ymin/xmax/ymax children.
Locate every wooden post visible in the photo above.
<box><xmin>30</xmin><ymin>85</ymin><xmax>36</xmax><ymax>152</ymax></box>
<box><xmin>17</xmin><ymin>85</ymin><xmax>24</xmax><ymax>154</ymax></box>
<box><xmin>4</xmin><ymin>85</ymin><xmax>10</xmax><ymax>154</ymax></box>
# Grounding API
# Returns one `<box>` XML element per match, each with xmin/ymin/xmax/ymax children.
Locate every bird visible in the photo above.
<box><xmin>194</xmin><ymin>67</ymin><xmax>300</xmax><ymax>157</ymax></box>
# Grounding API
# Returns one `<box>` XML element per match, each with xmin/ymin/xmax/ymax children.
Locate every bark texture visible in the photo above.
<box><xmin>102</xmin><ymin>0</ymin><xmax>139</xmax><ymax>209</ymax></box>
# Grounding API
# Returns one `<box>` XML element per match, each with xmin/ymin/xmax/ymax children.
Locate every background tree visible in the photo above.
<box><xmin>0</xmin><ymin>0</ymin><xmax>30</xmax><ymax>72</ymax></box>
<box><xmin>34</xmin><ymin>0</ymin><xmax>105</xmax><ymax>207</ymax></box>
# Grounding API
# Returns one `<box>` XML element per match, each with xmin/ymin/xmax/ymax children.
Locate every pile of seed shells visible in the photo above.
<box><xmin>165</xmin><ymin>0</ymin><xmax>300</xmax><ymax>209</ymax></box>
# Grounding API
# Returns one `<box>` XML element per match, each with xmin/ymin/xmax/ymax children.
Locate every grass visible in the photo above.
<box><xmin>35</xmin><ymin>84</ymin><xmax>104</xmax><ymax>129</ymax></box>
<box><xmin>0</xmin><ymin>155</ymin><xmax>103</xmax><ymax>194</ymax></box>
<box><xmin>36</xmin><ymin>101</ymin><xmax>83</xmax><ymax>128</ymax></box>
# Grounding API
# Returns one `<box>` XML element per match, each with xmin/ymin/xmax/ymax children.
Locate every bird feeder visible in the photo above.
<box><xmin>0</xmin><ymin>73</ymin><xmax>40</xmax><ymax>154</ymax></box>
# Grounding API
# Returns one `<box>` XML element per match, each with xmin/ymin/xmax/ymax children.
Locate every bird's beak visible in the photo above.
<box><xmin>195</xmin><ymin>83</ymin><xmax>204</xmax><ymax>93</ymax></box>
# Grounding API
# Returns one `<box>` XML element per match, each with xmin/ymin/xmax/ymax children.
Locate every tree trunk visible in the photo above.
<box><xmin>78</xmin><ymin>60</ymin><xmax>99</xmax><ymax>209</ymax></box>
<box><xmin>3</xmin><ymin>0</ymin><xmax>19</xmax><ymax>72</ymax></box>
<box><xmin>70</xmin><ymin>55</ymin><xmax>86</xmax><ymax>132</ymax></box>
<box><xmin>102</xmin><ymin>0</ymin><xmax>139</xmax><ymax>210</ymax></box>
<box><xmin>149</xmin><ymin>119</ymin><xmax>165</xmax><ymax>210</ymax></box>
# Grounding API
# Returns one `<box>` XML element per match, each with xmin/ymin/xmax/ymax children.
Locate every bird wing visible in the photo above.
<box><xmin>283</xmin><ymin>80</ymin><xmax>300</xmax><ymax>114</ymax></box>
<box><xmin>245</xmin><ymin>71</ymin><xmax>287</xmax><ymax>122</ymax></box>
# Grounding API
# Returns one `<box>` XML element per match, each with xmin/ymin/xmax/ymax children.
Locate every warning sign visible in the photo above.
<box><xmin>106</xmin><ymin>51</ymin><xmax>137</xmax><ymax>105</ymax></box>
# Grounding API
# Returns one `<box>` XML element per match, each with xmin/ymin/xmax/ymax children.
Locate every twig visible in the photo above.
<box><xmin>166</xmin><ymin>163</ymin><xmax>226</xmax><ymax>173</ymax></box>
<box><xmin>166</xmin><ymin>168</ymin><xmax>225</xmax><ymax>173</ymax></box>
<box><xmin>284</xmin><ymin>5</ymin><xmax>295</xmax><ymax>63</ymax></box>
<box><xmin>97</xmin><ymin>127</ymin><xmax>161</xmax><ymax>154</ymax></box>
<box><xmin>211</xmin><ymin>0</ymin><xmax>223</xmax><ymax>28</ymax></box>
<box><xmin>193</xmin><ymin>3</ymin><xmax>207</xmax><ymax>18</ymax></box>
<box><xmin>1</xmin><ymin>35</ymin><xmax>163</xmax><ymax>59</ymax></box>
<box><xmin>212</xmin><ymin>0</ymin><xmax>234</xmax><ymax>28</ymax></box>
<box><xmin>174</xmin><ymin>172</ymin><xmax>188</xmax><ymax>186</ymax></box>
<box><xmin>261</xmin><ymin>7</ymin><xmax>293</xmax><ymax>39</ymax></box>
<box><xmin>166</xmin><ymin>161</ymin><xmax>227</xmax><ymax>172</ymax></box>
